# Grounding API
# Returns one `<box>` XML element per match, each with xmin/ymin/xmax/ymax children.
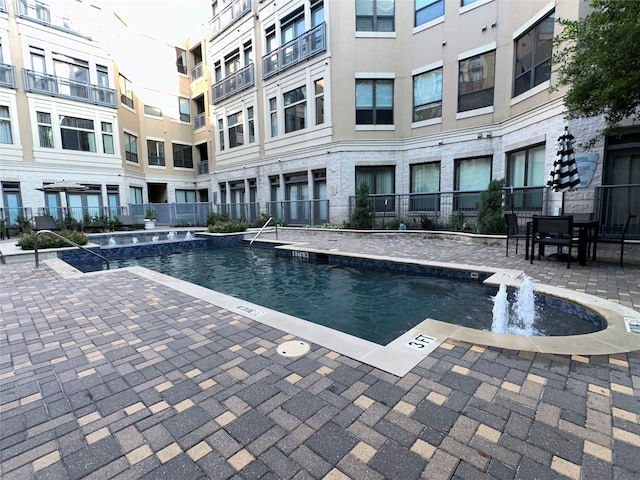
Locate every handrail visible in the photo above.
<box><xmin>249</xmin><ymin>217</ymin><xmax>277</xmax><ymax>246</ymax></box>
<box><xmin>34</xmin><ymin>230</ymin><xmax>110</xmax><ymax>269</ymax></box>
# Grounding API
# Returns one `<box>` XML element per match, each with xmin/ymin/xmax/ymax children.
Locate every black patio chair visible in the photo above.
<box><xmin>504</xmin><ymin>213</ymin><xmax>528</xmax><ymax>257</ymax></box>
<box><xmin>33</xmin><ymin>215</ymin><xmax>60</xmax><ymax>232</ymax></box>
<box><xmin>589</xmin><ymin>213</ymin><xmax>637</xmax><ymax>268</ymax></box>
<box><xmin>530</xmin><ymin>216</ymin><xmax>574</xmax><ymax>268</ymax></box>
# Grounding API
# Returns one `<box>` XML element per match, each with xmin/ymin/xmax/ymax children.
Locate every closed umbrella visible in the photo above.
<box><xmin>547</xmin><ymin>126</ymin><xmax>580</xmax><ymax>214</ymax></box>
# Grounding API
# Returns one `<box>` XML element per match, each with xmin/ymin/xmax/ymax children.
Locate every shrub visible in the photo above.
<box><xmin>476</xmin><ymin>178</ymin><xmax>506</xmax><ymax>234</ymax></box>
<box><xmin>18</xmin><ymin>230</ymin><xmax>89</xmax><ymax>250</ymax></box>
<box><xmin>206</xmin><ymin>211</ymin><xmax>229</xmax><ymax>226</ymax></box>
<box><xmin>349</xmin><ymin>182</ymin><xmax>373</xmax><ymax>229</ymax></box>
<box><xmin>208</xmin><ymin>220</ymin><xmax>248</xmax><ymax>233</ymax></box>
<box><xmin>420</xmin><ymin>215</ymin><xmax>436</xmax><ymax>230</ymax></box>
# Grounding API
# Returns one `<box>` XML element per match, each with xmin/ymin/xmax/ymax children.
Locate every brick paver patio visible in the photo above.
<box><xmin>1</xmin><ymin>230</ymin><xmax>639</xmax><ymax>479</ymax></box>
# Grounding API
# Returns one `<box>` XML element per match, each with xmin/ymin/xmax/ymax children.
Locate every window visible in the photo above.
<box><xmin>124</xmin><ymin>132</ymin><xmax>138</xmax><ymax>163</ymax></box>
<box><xmin>228</xmin><ymin>112</ymin><xmax>244</xmax><ymax>148</ymax></box>
<box><xmin>225</xmin><ymin>50</ymin><xmax>240</xmax><ymax>76</ymax></box>
<box><xmin>507</xmin><ymin>144</ymin><xmax>545</xmax><ymax>210</ymax></box>
<box><xmin>178</xmin><ymin>97</ymin><xmax>190</xmax><ymax>122</ymax></box>
<box><xmin>119</xmin><ymin>74</ymin><xmax>134</xmax><ymax>109</ymax></box>
<box><xmin>102</xmin><ymin>122</ymin><xmax>114</xmax><ymax>154</ymax></box>
<box><xmin>269</xmin><ymin>97</ymin><xmax>278</xmax><ymax>137</ymax></box>
<box><xmin>311</xmin><ymin>0</ymin><xmax>325</xmax><ymax>27</ymax></box>
<box><xmin>416</xmin><ymin>0</ymin><xmax>444</xmax><ymax>27</ymax></box>
<box><xmin>60</xmin><ymin>116</ymin><xmax>95</xmax><ymax>152</ymax></box>
<box><xmin>356</xmin><ymin>0</ymin><xmax>394</xmax><ymax>32</ymax></box>
<box><xmin>356</xmin><ymin>79</ymin><xmax>393</xmax><ymax>125</ymax></box>
<box><xmin>176</xmin><ymin>190</ymin><xmax>196</xmax><ymax>203</ymax></box>
<box><xmin>282</xmin><ymin>9</ymin><xmax>305</xmax><ymax>43</ymax></box>
<box><xmin>315</xmin><ymin>79</ymin><xmax>324</xmax><ymax>125</ymax></box>
<box><xmin>461</xmin><ymin>0</ymin><xmax>478</xmax><ymax>5</ymax></box>
<box><xmin>176</xmin><ymin>47</ymin><xmax>187</xmax><ymax>74</ymax></box>
<box><xmin>243</xmin><ymin>42</ymin><xmax>252</xmax><ymax>66</ymax></box>
<box><xmin>413</xmin><ymin>68</ymin><xmax>442</xmax><ymax>121</ymax></box>
<box><xmin>36</xmin><ymin>2</ymin><xmax>50</xmax><ymax>22</ymax></box>
<box><xmin>2</xmin><ymin>182</ymin><xmax>22</xmax><ymax>225</ymax></box>
<box><xmin>0</xmin><ymin>106</ymin><xmax>12</xmax><ymax>144</ymax></box>
<box><xmin>513</xmin><ymin>11</ymin><xmax>555</xmax><ymax>97</ymax></box>
<box><xmin>284</xmin><ymin>86</ymin><xmax>306</xmax><ymax>133</ymax></box>
<box><xmin>173</xmin><ymin>143</ymin><xmax>193</xmax><ymax>168</ymax></box>
<box><xmin>53</xmin><ymin>53</ymin><xmax>89</xmax><ymax>98</ymax></box>
<box><xmin>96</xmin><ymin>65</ymin><xmax>109</xmax><ymax>88</ymax></box>
<box><xmin>147</xmin><ymin>140</ymin><xmax>165</xmax><ymax>166</ymax></box>
<box><xmin>214</xmin><ymin>61</ymin><xmax>222</xmax><ymax>82</ymax></box>
<box><xmin>454</xmin><ymin>156</ymin><xmax>491</xmax><ymax>210</ymax></box>
<box><xmin>144</xmin><ymin>105</ymin><xmax>162</xmax><ymax>117</ymax></box>
<box><xmin>217</xmin><ymin>118</ymin><xmax>224</xmax><ymax>151</ymax></box>
<box><xmin>37</xmin><ymin>111</ymin><xmax>53</xmax><ymax>148</ymax></box>
<box><xmin>458</xmin><ymin>50</ymin><xmax>495</xmax><ymax>112</ymax></box>
<box><xmin>265</xmin><ymin>26</ymin><xmax>277</xmax><ymax>54</ymax></box>
<box><xmin>355</xmin><ymin>166</ymin><xmax>395</xmax><ymax>210</ymax></box>
<box><xmin>247</xmin><ymin>107</ymin><xmax>255</xmax><ymax>143</ymax></box>
<box><xmin>130</xmin><ymin>186</ymin><xmax>143</xmax><ymax>204</ymax></box>
<box><xmin>410</xmin><ymin>162</ymin><xmax>440</xmax><ymax>210</ymax></box>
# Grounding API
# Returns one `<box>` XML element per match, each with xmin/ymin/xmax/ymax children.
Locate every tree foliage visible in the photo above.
<box><xmin>349</xmin><ymin>183</ymin><xmax>372</xmax><ymax>229</ymax></box>
<box><xmin>553</xmin><ymin>0</ymin><xmax>640</xmax><ymax>131</ymax></box>
<box><xmin>476</xmin><ymin>178</ymin><xmax>506</xmax><ymax>234</ymax></box>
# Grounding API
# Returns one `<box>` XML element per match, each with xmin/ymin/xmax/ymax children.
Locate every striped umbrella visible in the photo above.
<box><xmin>547</xmin><ymin>126</ymin><xmax>580</xmax><ymax>213</ymax></box>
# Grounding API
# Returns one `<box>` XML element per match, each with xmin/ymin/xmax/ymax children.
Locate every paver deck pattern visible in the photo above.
<box><xmin>1</xmin><ymin>229</ymin><xmax>639</xmax><ymax>479</ymax></box>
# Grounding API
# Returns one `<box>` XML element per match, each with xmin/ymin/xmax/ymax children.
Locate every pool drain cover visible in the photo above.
<box><xmin>277</xmin><ymin>340</ymin><xmax>310</xmax><ymax>358</ymax></box>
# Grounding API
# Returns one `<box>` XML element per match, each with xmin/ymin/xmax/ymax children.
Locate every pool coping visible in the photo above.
<box><xmin>42</xmin><ymin>242</ymin><xmax>640</xmax><ymax>377</ymax></box>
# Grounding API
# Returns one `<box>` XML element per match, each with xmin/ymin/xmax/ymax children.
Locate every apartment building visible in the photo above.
<box><xmin>1</xmin><ymin>0</ymin><xmax>638</xmax><ymax>230</ymax></box>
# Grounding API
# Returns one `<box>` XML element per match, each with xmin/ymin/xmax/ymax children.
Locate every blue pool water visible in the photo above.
<box><xmin>93</xmin><ymin>247</ymin><xmax>602</xmax><ymax>345</ymax></box>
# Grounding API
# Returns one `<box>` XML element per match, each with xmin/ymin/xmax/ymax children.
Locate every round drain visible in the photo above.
<box><xmin>277</xmin><ymin>340</ymin><xmax>310</xmax><ymax>358</ymax></box>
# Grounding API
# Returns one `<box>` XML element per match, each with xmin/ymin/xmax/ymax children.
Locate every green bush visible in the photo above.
<box><xmin>349</xmin><ymin>182</ymin><xmax>373</xmax><ymax>229</ymax></box>
<box><xmin>18</xmin><ymin>230</ymin><xmax>89</xmax><ymax>250</ymax></box>
<box><xmin>207</xmin><ymin>220</ymin><xmax>248</xmax><ymax>233</ymax></box>
<box><xmin>476</xmin><ymin>178</ymin><xmax>506</xmax><ymax>234</ymax></box>
<box><xmin>206</xmin><ymin>211</ymin><xmax>229</xmax><ymax>226</ymax></box>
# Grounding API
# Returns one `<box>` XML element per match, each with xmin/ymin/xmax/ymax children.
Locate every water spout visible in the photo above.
<box><xmin>167</xmin><ymin>231</ymin><xmax>176</xmax><ymax>241</ymax></box>
<box><xmin>132</xmin><ymin>237</ymin><xmax>139</xmax><ymax>243</ymax></box>
<box><xmin>185</xmin><ymin>231</ymin><xmax>193</xmax><ymax>240</ymax></box>
<box><xmin>152</xmin><ymin>236</ymin><xmax>159</xmax><ymax>243</ymax></box>
<box><xmin>491</xmin><ymin>274</ymin><xmax>538</xmax><ymax>335</ymax></box>
<box><xmin>108</xmin><ymin>237</ymin><xmax>117</xmax><ymax>246</ymax></box>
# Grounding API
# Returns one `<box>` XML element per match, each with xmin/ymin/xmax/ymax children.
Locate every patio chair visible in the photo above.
<box><xmin>116</xmin><ymin>215</ymin><xmax>134</xmax><ymax>231</ymax></box>
<box><xmin>589</xmin><ymin>213</ymin><xmax>636</xmax><ymax>267</ymax></box>
<box><xmin>504</xmin><ymin>213</ymin><xmax>528</xmax><ymax>257</ymax></box>
<box><xmin>530</xmin><ymin>215</ymin><xmax>574</xmax><ymax>268</ymax></box>
<box><xmin>34</xmin><ymin>215</ymin><xmax>60</xmax><ymax>232</ymax></box>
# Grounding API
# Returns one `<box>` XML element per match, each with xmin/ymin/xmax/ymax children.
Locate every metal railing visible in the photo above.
<box><xmin>266</xmin><ymin>199</ymin><xmax>330</xmax><ymax>226</ymax></box>
<box><xmin>23</xmin><ymin>69</ymin><xmax>117</xmax><ymax>108</ymax></box>
<box><xmin>209</xmin><ymin>0</ymin><xmax>251</xmax><ymax>39</ymax></box>
<box><xmin>249</xmin><ymin>216</ymin><xmax>277</xmax><ymax>246</ymax></box>
<box><xmin>594</xmin><ymin>184</ymin><xmax>640</xmax><ymax>238</ymax></box>
<box><xmin>0</xmin><ymin>63</ymin><xmax>16</xmax><ymax>88</ymax></box>
<box><xmin>197</xmin><ymin>161</ymin><xmax>209</xmax><ymax>175</ymax></box>
<box><xmin>211</xmin><ymin>64</ymin><xmax>255</xmax><ymax>103</ymax></box>
<box><xmin>15</xmin><ymin>0</ymin><xmax>91</xmax><ymax>39</ymax></box>
<box><xmin>191</xmin><ymin>62</ymin><xmax>203</xmax><ymax>81</ymax></box>
<box><xmin>262</xmin><ymin>23</ymin><xmax>327</xmax><ymax>79</ymax></box>
<box><xmin>34</xmin><ymin>230</ymin><xmax>110</xmax><ymax>269</ymax></box>
<box><xmin>348</xmin><ymin>187</ymin><xmax>546</xmax><ymax>229</ymax></box>
<box><xmin>193</xmin><ymin>112</ymin><xmax>206</xmax><ymax>130</ymax></box>
<box><xmin>218</xmin><ymin>202</ymin><xmax>260</xmax><ymax>224</ymax></box>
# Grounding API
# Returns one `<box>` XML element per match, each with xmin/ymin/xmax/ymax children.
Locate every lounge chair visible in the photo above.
<box><xmin>116</xmin><ymin>215</ymin><xmax>135</xmax><ymax>231</ymax></box>
<box><xmin>34</xmin><ymin>215</ymin><xmax>60</xmax><ymax>232</ymax></box>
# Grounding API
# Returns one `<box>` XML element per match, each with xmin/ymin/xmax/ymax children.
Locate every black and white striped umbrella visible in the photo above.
<box><xmin>548</xmin><ymin>126</ymin><xmax>580</xmax><ymax>194</ymax></box>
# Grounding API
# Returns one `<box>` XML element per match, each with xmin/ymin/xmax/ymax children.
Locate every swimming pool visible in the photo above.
<box><xmin>78</xmin><ymin>246</ymin><xmax>602</xmax><ymax>345</ymax></box>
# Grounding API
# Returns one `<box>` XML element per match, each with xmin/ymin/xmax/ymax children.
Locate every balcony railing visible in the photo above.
<box><xmin>15</xmin><ymin>0</ymin><xmax>91</xmax><ymax>39</ymax></box>
<box><xmin>262</xmin><ymin>23</ymin><xmax>327</xmax><ymax>80</ymax></box>
<box><xmin>197</xmin><ymin>161</ymin><xmax>209</xmax><ymax>175</ymax></box>
<box><xmin>0</xmin><ymin>64</ymin><xmax>16</xmax><ymax>88</ymax></box>
<box><xmin>23</xmin><ymin>69</ymin><xmax>117</xmax><ymax>108</ymax></box>
<box><xmin>194</xmin><ymin>112</ymin><xmax>206</xmax><ymax>130</ymax></box>
<box><xmin>209</xmin><ymin>0</ymin><xmax>251</xmax><ymax>39</ymax></box>
<box><xmin>191</xmin><ymin>62</ymin><xmax>203</xmax><ymax>81</ymax></box>
<box><xmin>211</xmin><ymin>64</ymin><xmax>254</xmax><ymax>103</ymax></box>
<box><xmin>266</xmin><ymin>199</ymin><xmax>330</xmax><ymax>226</ymax></box>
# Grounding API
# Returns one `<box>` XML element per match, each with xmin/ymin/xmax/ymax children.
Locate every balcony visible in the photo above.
<box><xmin>197</xmin><ymin>161</ymin><xmax>209</xmax><ymax>175</ymax></box>
<box><xmin>23</xmin><ymin>69</ymin><xmax>117</xmax><ymax>108</ymax></box>
<box><xmin>209</xmin><ymin>0</ymin><xmax>251</xmax><ymax>40</ymax></box>
<box><xmin>211</xmin><ymin>64</ymin><xmax>254</xmax><ymax>103</ymax></box>
<box><xmin>0</xmin><ymin>0</ymin><xmax>6</xmax><ymax>12</ymax></box>
<box><xmin>193</xmin><ymin>112</ymin><xmax>206</xmax><ymax>130</ymax></box>
<box><xmin>15</xmin><ymin>0</ymin><xmax>91</xmax><ymax>39</ymax></box>
<box><xmin>191</xmin><ymin>63</ymin><xmax>203</xmax><ymax>81</ymax></box>
<box><xmin>262</xmin><ymin>23</ymin><xmax>326</xmax><ymax>80</ymax></box>
<box><xmin>0</xmin><ymin>64</ymin><xmax>16</xmax><ymax>88</ymax></box>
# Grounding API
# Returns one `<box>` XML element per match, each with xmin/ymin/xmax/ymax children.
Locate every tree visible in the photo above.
<box><xmin>476</xmin><ymin>178</ymin><xmax>506</xmax><ymax>234</ymax></box>
<box><xmin>553</xmin><ymin>0</ymin><xmax>640</xmax><ymax>134</ymax></box>
<box><xmin>349</xmin><ymin>183</ymin><xmax>372</xmax><ymax>229</ymax></box>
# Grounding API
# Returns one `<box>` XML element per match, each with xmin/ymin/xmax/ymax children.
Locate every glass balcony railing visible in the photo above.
<box><xmin>23</xmin><ymin>69</ymin><xmax>117</xmax><ymax>108</ymax></box>
<box><xmin>15</xmin><ymin>0</ymin><xmax>91</xmax><ymax>39</ymax></box>
<box><xmin>191</xmin><ymin>63</ymin><xmax>203</xmax><ymax>81</ymax></box>
<box><xmin>211</xmin><ymin>64</ymin><xmax>254</xmax><ymax>103</ymax></box>
<box><xmin>0</xmin><ymin>64</ymin><xmax>16</xmax><ymax>88</ymax></box>
<box><xmin>193</xmin><ymin>112</ymin><xmax>206</xmax><ymax>130</ymax></box>
<box><xmin>209</xmin><ymin>0</ymin><xmax>251</xmax><ymax>39</ymax></box>
<box><xmin>262</xmin><ymin>23</ymin><xmax>326</xmax><ymax>80</ymax></box>
<box><xmin>197</xmin><ymin>161</ymin><xmax>209</xmax><ymax>175</ymax></box>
